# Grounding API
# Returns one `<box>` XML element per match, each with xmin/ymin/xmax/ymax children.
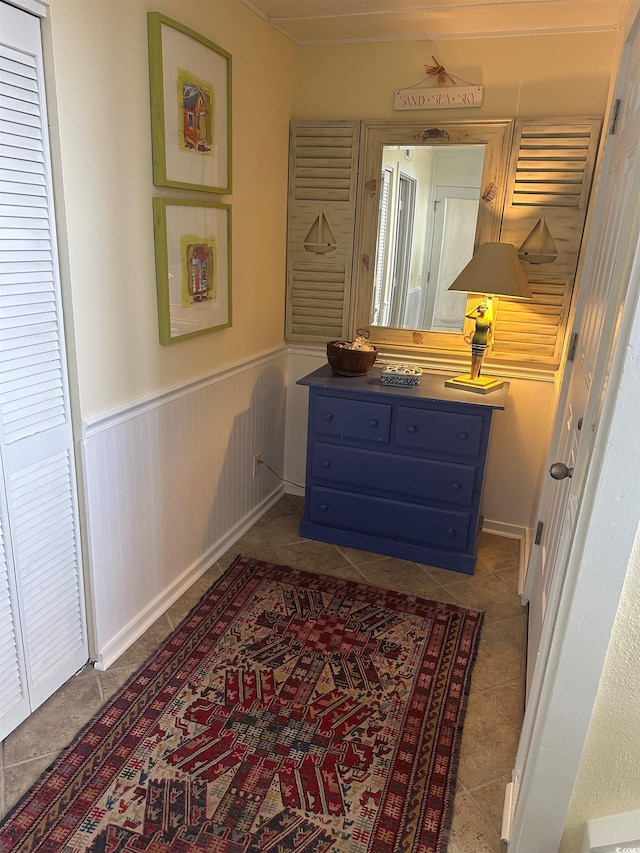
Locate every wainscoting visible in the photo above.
<box><xmin>81</xmin><ymin>342</ymin><xmax>539</xmax><ymax>669</ymax></box>
<box><xmin>81</xmin><ymin>347</ymin><xmax>288</xmax><ymax>669</ymax></box>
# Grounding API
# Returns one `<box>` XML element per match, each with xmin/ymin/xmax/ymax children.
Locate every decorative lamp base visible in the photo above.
<box><xmin>445</xmin><ymin>374</ymin><xmax>505</xmax><ymax>395</ymax></box>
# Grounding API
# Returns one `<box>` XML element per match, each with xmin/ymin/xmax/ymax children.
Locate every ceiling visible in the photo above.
<box><xmin>239</xmin><ymin>0</ymin><xmax>629</xmax><ymax>45</ymax></box>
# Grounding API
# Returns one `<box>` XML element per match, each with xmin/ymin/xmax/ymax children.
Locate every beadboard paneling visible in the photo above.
<box><xmin>81</xmin><ymin>348</ymin><xmax>288</xmax><ymax>669</ymax></box>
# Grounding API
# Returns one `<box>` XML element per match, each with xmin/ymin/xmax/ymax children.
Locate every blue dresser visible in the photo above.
<box><xmin>297</xmin><ymin>365</ymin><xmax>508</xmax><ymax>574</ymax></box>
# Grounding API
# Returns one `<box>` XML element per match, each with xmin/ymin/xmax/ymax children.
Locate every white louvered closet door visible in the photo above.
<box><xmin>0</xmin><ymin>485</ymin><xmax>29</xmax><ymax>738</ymax></box>
<box><xmin>0</xmin><ymin>1</ymin><xmax>88</xmax><ymax>740</ymax></box>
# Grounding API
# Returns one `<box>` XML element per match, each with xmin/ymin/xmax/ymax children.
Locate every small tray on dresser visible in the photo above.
<box><xmin>380</xmin><ymin>364</ymin><xmax>422</xmax><ymax>387</ymax></box>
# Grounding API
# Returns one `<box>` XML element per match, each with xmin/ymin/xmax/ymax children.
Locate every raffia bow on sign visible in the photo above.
<box><xmin>394</xmin><ymin>57</ymin><xmax>483</xmax><ymax>110</ymax></box>
<box><xmin>424</xmin><ymin>57</ymin><xmax>457</xmax><ymax>85</ymax></box>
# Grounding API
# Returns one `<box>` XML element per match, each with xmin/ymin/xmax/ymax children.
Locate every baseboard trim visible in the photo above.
<box><xmin>582</xmin><ymin>808</ymin><xmax>640</xmax><ymax>852</ymax></box>
<box><xmin>481</xmin><ymin>518</ymin><xmax>531</xmax><ymax>596</ymax></box>
<box><xmin>93</xmin><ymin>485</ymin><xmax>285</xmax><ymax>670</ymax></box>
<box><xmin>284</xmin><ymin>483</ymin><xmax>305</xmax><ymax>497</ymax></box>
<box><xmin>501</xmin><ymin>779</ymin><xmax>518</xmax><ymax>843</ymax></box>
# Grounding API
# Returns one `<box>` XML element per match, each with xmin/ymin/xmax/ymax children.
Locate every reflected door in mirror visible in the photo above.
<box><xmin>371</xmin><ymin>145</ymin><xmax>485</xmax><ymax>333</ymax></box>
<box><xmin>425</xmin><ymin>187</ymin><xmax>479</xmax><ymax>332</ymax></box>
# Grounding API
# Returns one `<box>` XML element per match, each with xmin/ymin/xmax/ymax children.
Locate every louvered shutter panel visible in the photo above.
<box><xmin>0</xmin><ymin>3</ymin><xmax>88</xmax><ymax>721</ymax></box>
<box><xmin>496</xmin><ymin>119</ymin><xmax>601</xmax><ymax>367</ymax></box>
<box><xmin>285</xmin><ymin>121</ymin><xmax>360</xmax><ymax>342</ymax></box>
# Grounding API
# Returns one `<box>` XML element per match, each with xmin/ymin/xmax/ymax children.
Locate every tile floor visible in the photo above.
<box><xmin>0</xmin><ymin>494</ymin><xmax>526</xmax><ymax>851</ymax></box>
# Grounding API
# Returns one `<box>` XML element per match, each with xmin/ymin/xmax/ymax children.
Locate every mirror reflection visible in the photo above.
<box><xmin>371</xmin><ymin>144</ymin><xmax>486</xmax><ymax>333</ymax></box>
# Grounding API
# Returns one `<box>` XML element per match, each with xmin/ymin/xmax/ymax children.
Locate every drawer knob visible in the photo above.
<box><xmin>407</xmin><ymin>425</ymin><xmax>417</xmax><ymax>434</ymax></box>
<box><xmin>450</xmin><ymin>482</ymin><xmax>461</xmax><ymax>491</ymax></box>
<box><xmin>324</xmin><ymin>413</ymin><xmax>333</xmax><ymax>421</ymax></box>
<box><xmin>321</xmin><ymin>460</ymin><xmax>331</xmax><ymax>468</ymax></box>
<box><xmin>369</xmin><ymin>419</ymin><xmax>378</xmax><ymax>427</ymax></box>
<box><xmin>446</xmin><ymin>527</ymin><xmax>456</xmax><ymax>537</ymax></box>
<box><xmin>319</xmin><ymin>503</ymin><xmax>328</xmax><ymax>512</ymax></box>
<box><xmin>457</xmin><ymin>432</ymin><xmax>468</xmax><ymax>441</ymax></box>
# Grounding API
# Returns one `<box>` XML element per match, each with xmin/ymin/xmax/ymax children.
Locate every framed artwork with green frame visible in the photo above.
<box><xmin>153</xmin><ymin>198</ymin><xmax>232</xmax><ymax>344</ymax></box>
<box><xmin>148</xmin><ymin>12</ymin><xmax>232</xmax><ymax>193</ymax></box>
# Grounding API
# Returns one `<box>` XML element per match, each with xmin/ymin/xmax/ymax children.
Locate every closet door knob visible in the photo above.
<box><xmin>319</xmin><ymin>503</ymin><xmax>328</xmax><ymax>512</ymax></box>
<box><xmin>369</xmin><ymin>419</ymin><xmax>378</xmax><ymax>427</ymax></box>
<box><xmin>450</xmin><ymin>482</ymin><xmax>461</xmax><ymax>491</ymax></box>
<box><xmin>324</xmin><ymin>413</ymin><xmax>333</xmax><ymax>421</ymax></box>
<box><xmin>550</xmin><ymin>462</ymin><xmax>573</xmax><ymax>480</ymax></box>
<box><xmin>446</xmin><ymin>527</ymin><xmax>456</xmax><ymax>537</ymax></box>
<box><xmin>457</xmin><ymin>432</ymin><xmax>468</xmax><ymax>441</ymax></box>
<box><xmin>321</xmin><ymin>460</ymin><xmax>331</xmax><ymax>468</ymax></box>
<box><xmin>407</xmin><ymin>425</ymin><xmax>417</xmax><ymax>433</ymax></box>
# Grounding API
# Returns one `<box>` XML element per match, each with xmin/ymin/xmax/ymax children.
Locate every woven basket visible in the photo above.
<box><xmin>327</xmin><ymin>340</ymin><xmax>378</xmax><ymax>376</ymax></box>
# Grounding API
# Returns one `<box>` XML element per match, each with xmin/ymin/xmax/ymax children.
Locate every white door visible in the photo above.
<box><xmin>507</xmin><ymin>12</ymin><xmax>640</xmax><ymax>849</ymax></box>
<box><xmin>423</xmin><ymin>186</ymin><xmax>479</xmax><ymax>331</ymax></box>
<box><xmin>523</xmin><ymin>21</ymin><xmax>640</xmax><ymax>696</ymax></box>
<box><xmin>0</xmin><ymin>1</ymin><xmax>88</xmax><ymax>739</ymax></box>
<box><xmin>0</xmin><ymin>475</ymin><xmax>29</xmax><ymax>738</ymax></box>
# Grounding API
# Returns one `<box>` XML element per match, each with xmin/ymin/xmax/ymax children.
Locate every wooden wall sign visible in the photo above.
<box><xmin>394</xmin><ymin>85</ymin><xmax>483</xmax><ymax>110</ymax></box>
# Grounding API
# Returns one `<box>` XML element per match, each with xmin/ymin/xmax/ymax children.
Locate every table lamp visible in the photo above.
<box><xmin>445</xmin><ymin>242</ymin><xmax>532</xmax><ymax>394</ymax></box>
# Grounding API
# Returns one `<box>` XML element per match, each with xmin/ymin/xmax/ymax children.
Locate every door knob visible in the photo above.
<box><xmin>550</xmin><ymin>462</ymin><xmax>573</xmax><ymax>480</ymax></box>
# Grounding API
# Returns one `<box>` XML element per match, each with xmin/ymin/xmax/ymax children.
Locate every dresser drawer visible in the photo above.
<box><xmin>310</xmin><ymin>443</ymin><xmax>476</xmax><ymax>506</ymax></box>
<box><xmin>312</xmin><ymin>395</ymin><xmax>391</xmax><ymax>444</ymax></box>
<box><xmin>394</xmin><ymin>407</ymin><xmax>484</xmax><ymax>458</ymax></box>
<box><xmin>308</xmin><ymin>487</ymin><xmax>471</xmax><ymax>551</ymax></box>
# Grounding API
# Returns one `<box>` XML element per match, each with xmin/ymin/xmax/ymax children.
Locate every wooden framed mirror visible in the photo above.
<box><xmin>351</xmin><ymin>119</ymin><xmax>514</xmax><ymax>355</ymax></box>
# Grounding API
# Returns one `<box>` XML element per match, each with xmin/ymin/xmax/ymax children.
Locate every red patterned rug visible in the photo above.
<box><xmin>0</xmin><ymin>556</ymin><xmax>482</xmax><ymax>853</ymax></box>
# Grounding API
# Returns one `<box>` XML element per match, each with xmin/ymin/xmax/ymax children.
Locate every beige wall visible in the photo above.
<box><xmin>44</xmin><ymin>3</ymin><xmax>616</xmax><ymax>530</ymax></box>
<box><xmin>292</xmin><ymin>31</ymin><xmax>615</xmax><ymax>122</ymax></box>
<box><xmin>288</xmin><ymin>30</ymin><xmax>615</xmax><ymax>532</ymax></box>
<box><xmin>47</xmin><ymin>0</ymin><xmax>295</xmax><ymax>417</ymax></box>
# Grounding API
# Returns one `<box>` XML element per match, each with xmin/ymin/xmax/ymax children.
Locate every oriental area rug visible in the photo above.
<box><xmin>0</xmin><ymin>556</ymin><xmax>483</xmax><ymax>853</ymax></box>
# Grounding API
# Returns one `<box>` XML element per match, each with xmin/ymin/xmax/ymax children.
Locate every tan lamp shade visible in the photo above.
<box><xmin>448</xmin><ymin>242</ymin><xmax>533</xmax><ymax>300</ymax></box>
